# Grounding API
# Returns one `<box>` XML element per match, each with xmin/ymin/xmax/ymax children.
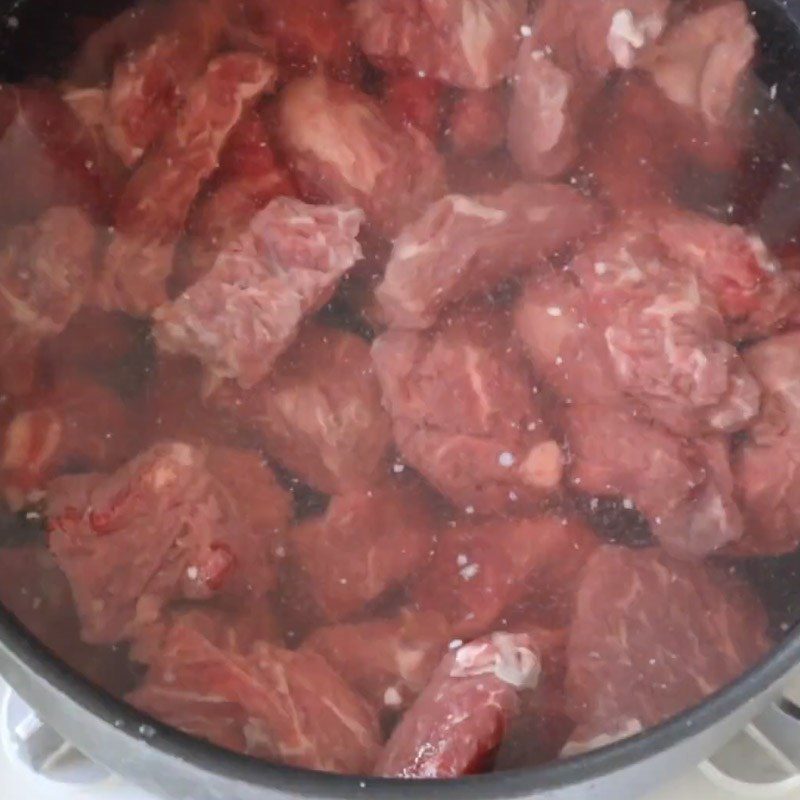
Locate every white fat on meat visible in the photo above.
<box><xmin>607</xmin><ymin>9</ymin><xmax>665</xmax><ymax>69</ymax></box>
<box><xmin>561</xmin><ymin>718</ymin><xmax>644</xmax><ymax>757</ymax></box>
<box><xmin>450</xmin><ymin>632</ymin><xmax>541</xmax><ymax>689</ymax></box>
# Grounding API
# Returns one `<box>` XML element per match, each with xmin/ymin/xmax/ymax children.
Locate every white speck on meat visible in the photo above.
<box><xmin>527</xmin><ymin>421</ymin><xmax>538</xmax><ymax>431</ymax></box>
<box><xmin>31</xmin><ymin>597</ymin><xmax>41</xmax><ymax>610</ymax></box>
<box><xmin>418</xmin><ymin>70</ymin><xmax>427</xmax><ymax>78</ymax></box>
<box><xmin>590</xmin><ymin>497</ymin><xmax>599</xmax><ymax>511</ymax></box>
<box><xmin>339</xmin><ymin>578</ymin><xmax>348</xmax><ymax>584</ymax></box>
<box><xmin>392</xmin><ymin>462</ymin><xmax>405</xmax><ymax>474</ymax></box>
<box><xmin>186</xmin><ymin>566</ymin><xmax>199</xmax><ymax>581</ymax></box>
<box><xmin>498</xmin><ymin>451</ymin><xmax>515</xmax><ymax>468</ymax></box>
<box><xmin>520</xmin><ymin>24</ymin><xmax>532</xmax><ymax>37</ymax></box>
<box><xmin>449</xmin><ymin>639</ymin><xmax>464</xmax><ymax>650</ymax></box>
<box><xmin>460</xmin><ymin>563</ymin><xmax>480</xmax><ymax>580</ymax></box>
<box><xmin>457</xmin><ymin>553</ymin><xmax>468</xmax><ymax>567</ymax></box>
<box><xmin>555</xmin><ymin>356</ymin><xmax>564</xmax><ymax>365</ymax></box>
<box><xmin>782</xmin><ymin>162</ymin><xmax>793</xmax><ymax>172</ymax></box>
<box><xmin>508</xmin><ymin>490</ymin><xmax>518</xmax><ymax>501</ymax></box>
<box><xmin>622</xmin><ymin>498</ymin><xmax>634</xmax><ymax>510</ymax></box>
<box><xmin>770</xmin><ymin>83</ymin><xmax>778</xmax><ymax>100</ymax></box>
<box><xmin>465</xmin><ymin>505</ymin><xmax>475</xmax><ymax>515</ymax></box>
<box><xmin>595</xmin><ymin>261</ymin><xmax>608</xmax><ymax>275</ymax></box>
<box><xmin>274</xmin><ymin>545</ymin><xmax>286</xmax><ymax>558</ymax></box>
<box><xmin>383</xmin><ymin>687</ymin><xmax>402</xmax><ymax>707</ymax></box>
<box><xmin>25</xmin><ymin>510</ymin><xmax>40</xmax><ymax>520</ymax></box>
<box><xmin>546</xmin><ymin>306</ymin><xmax>563</xmax><ymax>317</ymax></box>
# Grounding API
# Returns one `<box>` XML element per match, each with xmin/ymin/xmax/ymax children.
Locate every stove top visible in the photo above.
<box><xmin>1</xmin><ymin>679</ymin><xmax>799</xmax><ymax>800</ymax></box>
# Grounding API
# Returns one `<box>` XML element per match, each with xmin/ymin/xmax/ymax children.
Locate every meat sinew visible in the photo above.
<box><xmin>46</xmin><ymin>442</ymin><xmax>290</xmax><ymax>644</ymax></box>
<box><xmin>731</xmin><ymin>332</ymin><xmax>800</xmax><ymax>555</ymax></box>
<box><xmin>564</xmin><ymin>546</ymin><xmax>771</xmax><ymax>754</ymax></box>
<box><xmin>353</xmin><ymin>0</ymin><xmax>527</xmax><ymax>90</ymax></box>
<box><xmin>154</xmin><ymin>198</ymin><xmax>364</xmax><ymax>390</ymax></box>
<box><xmin>98</xmin><ymin>52</ymin><xmax>278</xmax><ymax>316</ymax></box>
<box><xmin>372</xmin><ymin>308</ymin><xmax>564</xmax><ymax>514</ymax></box>
<box><xmin>290</xmin><ymin>481</ymin><xmax>437</xmax><ymax>622</ymax></box>
<box><xmin>211</xmin><ymin>323</ymin><xmax>391</xmax><ymax>494</ymax></box>
<box><xmin>376</xmin><ymin>182</ymin><xmax>603</xmax><ymax>330</ymax></box>
<box><xmin>277</xmin><ymin>73</ymin><xmax>446</xmax><ymax>235</ymax></box>
<box><xmin>128</xmin><ymin>618</ymin><xmax>381</xmax><ymax>773</ymax></box>
<box><xmin>375</xmin><ymin>632</ymin><xmax>541</xmax><ymax>778</ymax></box>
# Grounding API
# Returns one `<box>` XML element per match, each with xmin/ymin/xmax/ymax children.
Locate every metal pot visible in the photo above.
<box><xmin>2</xmin><ymin>1</ymin><xmax>800</xmax><ymax>798</ymax></box>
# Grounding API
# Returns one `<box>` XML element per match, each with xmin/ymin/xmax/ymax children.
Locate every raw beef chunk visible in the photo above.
<box><xmin>277</xmin><ymin>74</ymin><xmax>446</xmax><ymax>235</ymax></box>
<box><xmin>302</xmin><ymin>609</ymin><xmax>451</xmax><ymax>712</ymax></box>
<box><xmin>655</xmin><ymin>211</ymin><xmax>800</xmax><ymax>341</ymax></box>
<box><xmin>128</xmin><ymin>619</ymin><xmax>381</xmax><ymax>772</ymax></box>
<box><xmin>372</xmin><ymin>309</ymin><xmax>564</xmax><ymax>514</ymax></box>
<box><xmin>211</xmin><ymin>324</ymin><xmax>391</xmax><ymax>493</ymax></box>
<box><xmin>182</xmin><ymin>108</ymin><xmax>298</xmax><ymax>287</ymax></box>
<box><xmin>2</xmin><ymin>372</ymin><xmax>137</xmax><ymax>510</ymax></box>
<box><xmin>507</xmin><ymin>0</ymin><xmax>669</xmax><ymax>178</ymax></box>
<box><xmin>376</xmin><ymin>183</ymin><xmax>603</xmax><ymax>330</ymax></box>
<box><xmin>154</xmin><ymin>198</ymin><xmax>364</xmax><ymax>390</ymax></box>
<box><xmin>375</xmin><ymin>632</ymin><xmax>540</xmax><ymax>777</ymax></box>
<box><xmin>104</xmin><ymin>0</ymin><xmax>227</xmax><ymax>166</ymax></box>
<box><xmin>98</xmin><ymin>53</ymin><xmax>278</xmax><ymax>316</ymax></box>
<box><xmin>563</xmin><ymin>404</ymin><xmax>743</xmax><ymax>558</ymax></box>
<box><xmin>0</xmin><ymin>207</ymin><xmax>97</xmax><ymax>396</ymax></box>
<box><xmin>731</xmin><ymin>332</ymin><xmax>800</xmax><ymax>555</ymax></box>
<box><xmin>564</xmin><ymin>547</ymin><xmax>770</xmax><ymax>754</ymax></box>
<box><xmin>290</xmin><ymin>481</ymin><xmax>437</xmax><ymax>621</ymax></box>
<box><xmin>412</xmin><ymin>515</ymin><xmax>599</xmax><ymax>636</ymax></box>
<box><xmin>353</xmin><ymin>0</ymin><xmax>526</xmax><ymax>90</ymax></box>
<box><xmin>571</xmin><ymin>222</ymin><xmax>760</xmax><ymax>437</ymax></box>
<box><xmin>0</xmin><ymin>85</ymin><xmax>123</xmax><ymax>223</ymax></box>
<box><xmin>46</xmin><ymin>441</ymin><xmax>290</xmax><ymax>644</ymax></box>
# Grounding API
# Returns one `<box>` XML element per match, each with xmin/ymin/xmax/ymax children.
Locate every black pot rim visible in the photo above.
<box><xmin>2</xmin><ymin>603</ymin><xmax>799</xmax><ymax>799</ymax></box>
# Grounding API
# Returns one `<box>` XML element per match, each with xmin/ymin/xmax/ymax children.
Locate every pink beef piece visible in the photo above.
<box><xmin>375</xmin><ymin>632</ymin><xmax>540</xmax><ymax>777</ymax></box>
<box><xmin>290</xmin><ymin>481</ymin><xmax>437</xmax><ymax>621</ymax></box>
<box><xmin>572</xmin><ymin>222</ymin><xmax>760</xmax><ymax>437</ymax></box>
<box><xmin>446</xmin><ymin>88</ymin><xmax>506</xmax><ymax>159</ymax></box>
<box><xmin>564</xmin><ymin>546</ymin><xmax>771</xmax><ymax>755</ymax></box>
<box><xmin>0</xmin><ymin>85</ymin><xmax>124</xmax><ymax>224</ymax></box>
<box><xmin>412</xmin><ymin>515</ymin><xmax>599</xmax><ymax>637</ymax></box>
<box><xmin>640</xmin><ymin>2</ymin><xmax>756</xmax><ymax>132</ymax></box>
<box><xmin>507</xmin><ymin>0</ymin><xmax>669</xmax><ymax>179</ymax></box>
<box><xmin>563</xmin><ymin>404</ymin><xmax>744</xmax><ymax>558</ymax></box>
<box><xmin>514</xmin><ymin>271</ymin><xmax>624</xmax><ymax>407</ymax></box>
<box><xmin>46</xmin><ymin>441</ymin><xmax>289</xmax><ymax>644</ymax></box>
<box><xmin>0</xmin><ymin>207</ymin><xmax>97</xmax><ymax>396</ymax></box>
<box><xmin>181</xmin><ymin>107</ymin><xmax>298</xmax><ymax>289</ymax></box>
<box><xmin>104</xmin><ymin>0</ymin><xmax>228</xmax><ymax>167</ymax></box>
<box><xmin>211</xmin><ymin>323</ymin><xmax>391</xmax><ymax>493</ymax></box>
<box><xmin>153</xmin><ymin>198</ymin><xmax>364</xmax><ymax>390</ymax></box>
<box><xmin>352</xmin><ymin>0</ymin><xmax>526</xmax><ymax>90</ymax></box>
<box><xmin>277</xmin><ymin>74</ymin><xmax>446</xmax><ymax>236</ymax></box>
<box><xmin>655</xmin><ymin>210</ymin><xmax>800</xmax><ymax>341</ymax></box>
<box><xmin>375</xmin><ymin>182</ymin><xmax>603</xmax><ymax>330</ymax></box>
<box><xmin>301</xmin><ymin>609</ymin><xmax>451</xmax><ymax>712</ymax></box>
<box><xmin>372</xmin><ymin>309</ymin><xmax>564</xmax><ymax>514</ymax></box>
<box><xmin>730</xmin><ymin>332</ymin><xmax>800</xmax><ymax>556</ymax></box>
<box><xmin>98</xmin><ymin>53</ymin><xmax>277</xmax><ymax>316</ymax></box>
<box><xmin>128</xmin><ymin>620</ymin><xmax>381</xmax><ymax>772</ymax></box>
<box><xmin>1</xmin><ymin>371</ymin><xmax>137</xmax><ymax>510</ymax></box>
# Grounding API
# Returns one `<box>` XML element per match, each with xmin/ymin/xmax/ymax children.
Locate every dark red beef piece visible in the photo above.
<box><xmin>46</xmin><ymin>441</ymin><xmax>289</xmax><ymax>644</ymax></box>
<box><xmin>0</xmin><ymin>85</ymin><xmax>123</xmax><ymax>224</ymax></box>
<box><xmin>563</xmin><ymin>546</ymin><xmax>771</xmax><ymax>754</ymax></box>
<box><xmin>446</xmin><ymin>88</ymin><xmax>506</xmax><ymax>159</ymax></box>
<box><xmin>352</xmin><ymin>0</ymin><xmax>526</xmax><ymax>90</ymax></box>
<box><xmin>1</xmin><ymin>371</ymin><xmax>138</xmax><ymax>510</ymax></box>
<box><xmin>290</xmin><ymin>481</ymin><xmax>437</xmax><ymax>622</ymax></box>
<box><xmin>563</xmin><ymin>404</ymin><xmax>744</xmax><ymax>558</ymax></box>
<box><xmin>98</xmin><ymin>53</ymin><xmax>277</xmax><ymax>316</ymax></box>
<box><xmin>103</xmin><ymin>0</ymin><xmax>228</xmax><ymax>167</ymax></box>
<box><xmin>128</xmin><ymin>620</ymin><xmax>381</xmax><ymax>773</ymax></box>
<box><xmin>0</xmin><ymin>207</ymin><xmax>98</xmax><ymax>398</ymax></box>
<box><xmin>375</xmin><ymin>632</ymin><xmax>540</xmax><ymax>778</ymax></box>
<box><xmin>211</xmin><ymin>323</ymin><xmax>391</xmax><ymax>494</ymax></box>
<box><xmin>301</xmin><ymin>609</ymin><xmax>451</xmax><ymax>713</ymax></box>
<box><xmin>375</xmin><ymin>182</ymin><xmax>603</xmax><ymax>330</ymax></box>
<box><xmin>154</xmin><ymin>198</ymin><xmax>364</xmax><ymax>390</ymax></box>
<box><xmin>277</xmin><ymin>73</ymin><xmax>446</xmax><ymax>236</ymax></box>
<box><xmin>571</xmin><ymin>222</ymin><xmax>760</xmax><ymax>437</ymax></box>
<box><xmin>383</xmin><ymin>75</ymin><xmax>444</xmax><ymax>141</ymax></box>
<box><xmin>412</xmin><ymin>515</ymin><xmax>599</xmax><ymax>637</ymax></box>
<box><xmin>730</xmin><ymin>331</ymin><xmax>800</xmax><ymax>556</ymax></box>
<box><xmin>181</xmin><ymin>107</ymin><xmax>298</xmax><ymax>289</ymax></box>
<box><xmin>372</xmin><ymin>309</ymin><xmax>564</xmax><ymax>514</ymax></box>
